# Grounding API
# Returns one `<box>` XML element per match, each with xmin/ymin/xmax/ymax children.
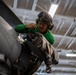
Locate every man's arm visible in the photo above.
<box><xmin>15</xmin><ymin>23</ymin><xmax>37</xmax><ymax>33</ymax></box>
<box><xmin>15</xmin><ymin>24</ymin><xmax>28</xmax><ymax>33</ymax></box>
<box><xmin>15</xmin><ymin>24</ymin><xmax>55</xmax><ymax>45</ymax></box>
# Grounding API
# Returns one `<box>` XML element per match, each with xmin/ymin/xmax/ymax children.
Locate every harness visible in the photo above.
<box><xmin>26</xmin><ymin>32</ymin><xmax>43</xmax><ymax>50</ymax></box>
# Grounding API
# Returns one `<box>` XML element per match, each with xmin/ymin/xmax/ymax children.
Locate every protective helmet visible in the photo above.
<box><xmin>36</xmin><ymin>12</ymin><xmax>54</xmax><ymax>30</ymax></box>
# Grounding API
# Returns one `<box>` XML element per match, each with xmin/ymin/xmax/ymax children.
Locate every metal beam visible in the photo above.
<box><xmin>54</xmin><ymin>15</ymin><xmax>76</xmax><ymax>22</ymax></box>
<box><xmin>65</xmin><ymin>39</ymin><xmax>73</xmax><ymax>49</ymax></box>
<box><xmin>56</xmin><ymin>19</ymin><xmax>65</xmax><ymax>33</ymax></box>
<box><xmin>71</xmin><ymin>27</ymin><xmax>76</xmax><ymax>36</ymax></box>
<box><xmin>0</xmin><ymin>0</ymin><xmax>23</xmax><ymax>27</ymax></box>
<box><xmin>37</xmin><ymin>65</ymin><xmax>76</xmax><ymax>73</ymax></box>
<box><xmin>53</xmin><ymin>0</ymin><xmax>59</xmax><ymax>4</ymax></box>
<box><xmin>26</xmin><ymin>0</ymin><xmax>29</xmax><ymax>9</ymax></box>
<box><xmin>41</xmin><ymin>61</ymin><xmax>76</xmax><ymax>68</ymax></box>
<box><xmin>59</xmin><ymin>55</ymin><xmax>76</xmax><ymax>60</ymax></box>
<box><xmin>34</xmin><ymin>73</ymin><xmax>76</xmax><ymax>75</ymax></box>
<box><xmin>32</xmin><ymin>0</ymin><xmax>38</xmax><ymax>11</ymax></box>
<box><xmin>13</xmin><ymin>0</ymin><xmax>18</xmax><ymax>9</ymax></box>
<box><xmin>54</xmin><ymin>19</ymin><xmax>62</xmax><ymax>33</ymax></box>
<box><xmin>56</xmin><ymin>21</ymin><xmax>75</xmax><ymax>48</ymax></box>
<box><xmin>62</xmin><ymin>0</ymin><xmax>70</xmax><ymax>14</ymax></box>
<box><xmin>38</xmin><ymin>66</ymin><xmax>76</xmax><ymax>71</ymax></box>
<box><xmin>11</xmin><ymin>8</ymin><xmax>76</xmax><ymax>22</ymax></box>
<box><xmin>53</xmin><ymin>34</ymin><xmax>76</xmax><ymax>43</ymax></box>
<box><xmin>66</xmin><ymin>0</ymin><xmax>75</xmax><ymax>15</ymax></box>
<box><xmin>67</xmin><ymin>39</ymin><xmax>75</xmax><ymax>49</ymax></box>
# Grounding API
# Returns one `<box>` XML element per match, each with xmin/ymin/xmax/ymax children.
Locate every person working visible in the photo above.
<box><xmin>15</xmin><ymin>11</ymin><xmax>55</xmax><ymax>73</ymax></box>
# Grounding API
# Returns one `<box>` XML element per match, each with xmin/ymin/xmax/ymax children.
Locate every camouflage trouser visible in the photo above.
<box><xmin>42</xmin><ymin>36</ymin><xmax>52</xmax><ymax>55</ymax></box>
<box><xmin>42</xmin><ymin>36</ymin><xmax>59</xmax><ymax>65</ymax></box>
<box><xmin>26</xmin><ymin>32</ymin><xmax>59</xmax><ymax>65</ymax></box>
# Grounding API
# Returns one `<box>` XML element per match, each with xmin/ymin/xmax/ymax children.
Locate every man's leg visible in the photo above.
<box><xmin>43</xmin><ymin>49</ymin><xmax>52</xmax><ymax>73</ymax></box>
<box><xmin>45</xmin><ymin>54</ymin><xmax>51</xmax><ymax>73</ymax></box>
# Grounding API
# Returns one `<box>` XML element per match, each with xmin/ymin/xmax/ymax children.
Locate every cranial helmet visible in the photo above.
<box><xmin>36</xmin><ymin>12</ymin><xmax>54</xmax><ymax>30</ymax></box>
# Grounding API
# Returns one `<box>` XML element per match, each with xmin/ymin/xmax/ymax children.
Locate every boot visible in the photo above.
<box><xmin>44</xmin><ymin>56</ymin><xmax>52</xmax><ymax>73</ymax></box>
<box><xmin>46</xmin><ymin>65</ymin><xmax>51</xmax><ymax>73</ymax></box>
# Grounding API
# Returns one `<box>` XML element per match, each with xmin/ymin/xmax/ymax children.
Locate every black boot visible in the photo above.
<box><xmin>44</xmin><ymin>56</ymin><xmax>52</xmax><ymax>73</ymax></box>
<box><xmin>46</xmin><ymin>65</ymin><xmax>51</xmax><ymax>73</ymax></box>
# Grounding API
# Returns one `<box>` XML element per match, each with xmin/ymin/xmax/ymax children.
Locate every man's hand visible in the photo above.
<box><xmin>26</xmin><ymin>23</ymin><xmax>36</xmax><ymax>29</ymax></box>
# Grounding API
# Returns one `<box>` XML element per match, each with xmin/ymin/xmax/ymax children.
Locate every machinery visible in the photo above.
<box><xmin>0</xmin><ymin>0</ymin><xmax>42</xmax><ymax>75</ymax></box>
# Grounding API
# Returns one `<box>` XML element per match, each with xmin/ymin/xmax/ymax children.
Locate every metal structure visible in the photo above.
<box><xmin>2</xmin><ymin>0</ymin><xmax>76</xmax><ymax>75</ymax></box>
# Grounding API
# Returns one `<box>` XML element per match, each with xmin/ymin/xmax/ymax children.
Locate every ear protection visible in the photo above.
<box><xmin>49</xmin><ymin>23</ymin><xmax>54</xmax><ymax>30</ymax></box>
<box><xmin>36</xmin><ymin>18</ymin><xmax>54</xmax><ymax>30</ymax></box>
<box><xmin>36</xmin><ymin>18</ymin><xmax>40</xmax><ymax>24</ymax></box>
